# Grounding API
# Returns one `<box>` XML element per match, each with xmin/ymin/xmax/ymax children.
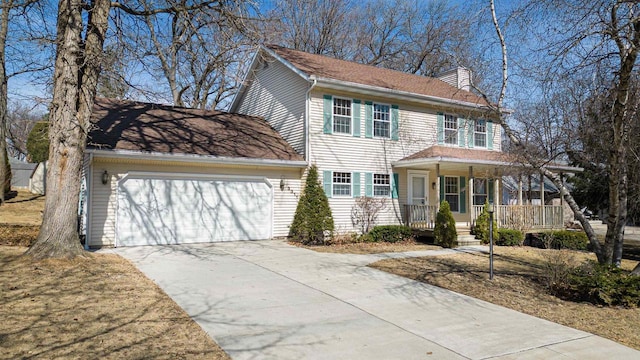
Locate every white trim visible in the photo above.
<box><xmin>85</xmin><ymin>153</ymin><xmax>93</xmax><ymax>250</ymax></box>
<box><xmin>86</xmin><ymin>149</ymin><xmax>307</xmax><ymax>168</ymax></box>
<box><xmin>407</xmin><ymin>170</ymin><xmax>429</xmax><ymax>205</ymax></box>
<box><xmin>114</xmin><ymin>172</ymin><xmax>274</xmax><ymax>247</ymax></box>
<box><xmin>305</xmin><ymin>78</ymin><xmax>317</xmax><ymax>162</ymax></box>
<box><xmin>372</xmin><ymin>102</ymin><xmax>391</xmax><ymax>139</ymax></box>
<box><xmin>262</xmin><ymin>46</ymin><xmax>311</xmax><ymax>82</ymax></box>
<box><xmin>331</xmin><ymin>171</ymin><xmax>352</xmax><ymax>197</ymax></box>
<box><xmin>331</xmin><ymin>96</ymin><xmax>354</xmax><ymax>136</ymax></box>
<box><xmin>372</xmin><ymin>172</ymin><xmax>392</xmax><ymax>198</ymax></box>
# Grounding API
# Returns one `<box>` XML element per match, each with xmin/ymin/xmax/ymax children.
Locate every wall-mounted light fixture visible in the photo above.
<box><xmin>279</xmin><ymin>177</ymin><xmax>286</xmax><ymax>191</ymax></box>
<box><xmin>101</xmin><ymin>170</ymin><xmax>109</xmax><ymax>185</ymax></box>
<box><xmin>432</xmin><ymin>182</ymin><xmax>436</xmax><ymax>190</ymax></box>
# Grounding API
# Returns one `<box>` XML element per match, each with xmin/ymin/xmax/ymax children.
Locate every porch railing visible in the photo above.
<box><xmin>497</xmin><ymin>205</ymin><xmax>563</xmax><ymax>229</ymax></box>
<box><xmin>404</xmin><ymin>204</ymin><xmax>438</xmax><ymax>230</ymax></box>
<box><xmin>406</xmin><ymin>204</ymin><xmax>564</xmax><ymax>230</ymax></box>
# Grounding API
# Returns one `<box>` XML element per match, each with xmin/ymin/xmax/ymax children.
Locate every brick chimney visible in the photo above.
<box><xmin>437</xmin><ymin>67</ymin><xmax>472</xmax><ymax>91</ymax></box>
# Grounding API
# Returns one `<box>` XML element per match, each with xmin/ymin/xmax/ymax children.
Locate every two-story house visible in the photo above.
<box><xmin>82</xmin><ymin>45</ymin><xmax>572</xmax><ymax>248</ymax></box>
<box><xmin>231</xmin><ymin>45</ymin><xmax>524</xmax><ymax>233</ymax></box>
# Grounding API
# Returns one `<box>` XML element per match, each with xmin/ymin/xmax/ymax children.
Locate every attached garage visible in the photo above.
<box><xmin>116</xmin><ymin>174</ymin><xmax>273</xmax><ymax>246</ymax></box>
<box><xmin>82</xmin><ymin>98</ymin><xmax>306</xmax><ymax>248</ymax></box>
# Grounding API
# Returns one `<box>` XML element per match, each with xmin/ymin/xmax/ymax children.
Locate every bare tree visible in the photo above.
<box><xmin>486</xmin><ymin>0</ymin><xmax>640</xmax><ymax>271</ymax></box>
<box><xmin>6</xmin><ymin>100</ymin><xmax>41</xmax><ymax>160</ymax></box>
<box><xmin>26</xmin><ymin>0</ymin><xmax>249</xmax><ymax>260</ymax></box>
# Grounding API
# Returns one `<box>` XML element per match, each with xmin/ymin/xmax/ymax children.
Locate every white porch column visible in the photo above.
<box><xmin>469</xmin><ymin>166</ymin><xmax>474</xmax><ymax>226</ymax></box>
<box><xmin>435</xmin><ymin>164</ymin><xmax>440</xmax><ymax>205</ymax></box>
<box><xmin>540</xmin><ymin>172</ymin><xmax>546</xmax><ymax>226</ymax></box>
<box><xmin>518</xmin><ymin>175</ymin><xmax>523</xmax><ymax>205</ymax></box>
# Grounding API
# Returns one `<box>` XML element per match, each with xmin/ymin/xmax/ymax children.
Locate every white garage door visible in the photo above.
<box><xmin>116</xmin><ymin>174</ymin><xmax>272</xmax><ymax>246</ymax></box>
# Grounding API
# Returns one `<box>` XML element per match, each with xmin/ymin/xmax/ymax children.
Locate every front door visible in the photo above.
<box><xmin>408</xmin><ymin>171</ymin><xmax>429</xmax><ymax>205</ymax></box>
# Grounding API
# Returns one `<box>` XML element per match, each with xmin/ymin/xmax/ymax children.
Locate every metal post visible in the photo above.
<box><xmin>488</xmin><ymin>202</ymin><xmax>494</xmax><ymax>280</ymax></box>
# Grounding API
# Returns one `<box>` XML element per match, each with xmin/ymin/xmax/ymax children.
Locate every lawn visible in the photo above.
<box><xmin>370</xmin><ymin>246</ymin><xmax>640</xmax><ymax>350</ymax></box>
<box><xmin>0</xmin><ymin>191</ymin><xmax>229</xmax><ymax>359</ymax></box>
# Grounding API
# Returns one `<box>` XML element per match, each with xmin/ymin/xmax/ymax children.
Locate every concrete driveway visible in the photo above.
<box><xmin>113</xmin><ymin>241</ymin><xmax>639</xmax><ymax>360</ymax></box>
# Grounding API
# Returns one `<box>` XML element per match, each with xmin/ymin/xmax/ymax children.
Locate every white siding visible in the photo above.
<box><xmin>88</xmin><ymin>159</ymin><xmax>301</xmax><ymax>247</ymax></box>
<box><xmin>310</xmin><ymin>89</ymin><xmax>503</xmax><ymax>232</ymax></box>
<box><xmin>236</xmin><ymin>56</ymin><xmax>308</xmax><ymax>157</ymax></box>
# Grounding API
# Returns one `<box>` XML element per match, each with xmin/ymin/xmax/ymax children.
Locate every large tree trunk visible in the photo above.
<box><xmin>25</xmin><ymin>0</ymin><xmax>110</xmax><ymax>260</ymax></box>
<box><xmin>0</xmin><ymin>0</ymin><xmax>10</xmax><ymax>204</ymax></box>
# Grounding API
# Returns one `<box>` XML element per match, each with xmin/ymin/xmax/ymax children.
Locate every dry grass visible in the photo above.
<box><xmin>293</xmin><ymin>239</ymin><xmax>442</xmax><ymax>254</ymax></box>
<box><xmin>0</xmin><ymin>246</ymin><xmax>229</xmax><ymax>360</ymax></box>
<box><xmin>0</xmin><ymin>191</ymin><xmax>45</xmax><ymax>225</ymax></box>
<box><xmin>370</xmin><ymin>246</ymin><xmax>640</xmax><ymax>350</ymax></box>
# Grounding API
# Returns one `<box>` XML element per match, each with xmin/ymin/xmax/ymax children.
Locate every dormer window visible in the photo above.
<box><xmin>333</xmin><ymin>98</ymin><xmax>352</xmax><ymax>134</ymax></box>
<box><xmin>444</xmin><ymin>114</ymin><xmax>458</xmax><ymax>145</ymax></box>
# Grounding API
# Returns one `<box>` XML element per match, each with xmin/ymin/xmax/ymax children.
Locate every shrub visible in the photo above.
<box><xmin>540</xmin><ymin>230</ymin><xmax>588</xmax><ymax>250</ymax></box>
<box><xmin>434</xmin><ymin>200</ymin><xmax>457</xmax><ymax>248</ymax></box>
<box><xmin>567</xmin><ymin>261</ymin><xmax>640</xmax><ymax>308</ymax></box>
<box><xmin>473</xmin><ymin>202</ymin><xmax>498</xmax><ymax>244</ymax></box>
<box><xmin>289</xmin><ymin>165</ymin><xmax>334</xmax><ymax>245</ymax></box>
<box><xmin>496</xmin><ymin>228</ymin><xmax>524</xmax><ymax>246</ymax></box>
<box><xmin>351</xmin><ymin>196</ymin><xmax>387</xmax><ymax>234</ymax></box>
<box><xmin>367</xmin><ymin>225</ymin><xmax>413</xmax><ymax>243</ymax></box>
<box><xmin>26</xmin><ymin>121</ymin><xmax>49</xmax><ymax>163</ymax></box>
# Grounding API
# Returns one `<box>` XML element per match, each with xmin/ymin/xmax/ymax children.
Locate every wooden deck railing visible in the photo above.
<box><xmin>404</xmin><ymin>204</ymin><xmax>438</xmax><ymax>230</ymax></box>
<box><xmin>406</xmin><ymin>204</ymin><xmax>564</xmax><ymax>230</ymax></box>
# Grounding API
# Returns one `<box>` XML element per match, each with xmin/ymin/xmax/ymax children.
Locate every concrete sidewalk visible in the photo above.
<box><xmin>113</xmin><ymin>241</ymin><xmax>639</xmax><ymax>359</ymax></box>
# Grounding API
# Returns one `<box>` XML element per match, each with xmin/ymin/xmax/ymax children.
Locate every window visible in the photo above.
<box><xmin>444</xmin><ymin>114</ymin><xmax>458</xmax><ymax>145</ymax></box>
<box><xmin>332</xmin><ymin>172</ymin><xmax>351</xmax><ymax>196</ymax></box>
<box><xmin>373</xmin><ymin>174</ymin><xmax>390</xmax><ymax>197</ymax></box>
<box><xmin>473</xmin><ymin>178</ymin><xmax>488</xmax><ymax>205</ymax></box>
<box><xmin>373</xmin><ymin>103</ymin><xmax>390</xmax><ymax>138</ymax></box>
<box><xmin>475</xmin><ymin>119</ymin><xmax>487</xmax><ymax>148</ymax></box>
<box><xmin>333</xmin><ymin>98</ymin><xmax>352</xmax><ymax>134</ymax></box>
<box><xmin>444</xmin><ymin>176</ymin><xmax>459</xmax><ymax>212</ymax></box>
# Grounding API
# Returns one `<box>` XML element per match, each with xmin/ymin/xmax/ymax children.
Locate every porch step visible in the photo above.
<box><xmin>457</xmin><ymin>234</ymin><xmax>481</xmax><ymax>246</ymax></box>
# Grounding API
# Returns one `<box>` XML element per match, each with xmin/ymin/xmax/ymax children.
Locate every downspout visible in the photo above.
<box><xmin>85</xmin><ymin>153</ymin><xmax>93</xmax><ymax>250</ymax></box>
<box><xmin>304</xmin><ymin>77</ymin><xmax>317</xmax><ymax>165</ymax></box>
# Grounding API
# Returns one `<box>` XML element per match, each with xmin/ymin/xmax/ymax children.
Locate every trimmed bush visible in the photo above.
<box><xmin>540</xmin><ymin>230</ymin><xmax>589</xmax><ymax>250</ymax></box>
<box><xmin>496</xmin><ymin>228</ymin><xmax>524</xmax><ymax>246</ymax></box>
<box><xmin>434</xmin><ymin>200</ymin><xmax>457</xmax><ymax>248</ymax></box>
<box><xmin>27</xmin><ymin>121</ymin><xmax>49</xmax><ymax>163</ymax></box>
<box><xmin>567</xmin><ymin>261</ymin><xmax>640</xmax><ymax>308</ymax></box>
<box><xmin>367</xmin><ymin>225</ymin><xmax>413</xmax><ymax>243</ymax></box>
<box><xmin>473</xmin><ymin>202</ymin><xmax>498</xmax><ymax>244</ymax></box>
<box><xmin>289</xmin><ymin>165</ymin><xmax>334</xmax><ymax>245</ymax></box>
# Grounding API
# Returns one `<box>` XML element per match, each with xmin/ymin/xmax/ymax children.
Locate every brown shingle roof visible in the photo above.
<box><xmin>400</xmin><ymin>145</ymin><xmax>512</xmax><ymax>163</ymax></box>
<box><xmin>266</xmin><ymin>45</ymin><xmax>489</xmax><ymax>106</ymax></box>
<box><xmin>88</xmin><ymin>98</ymin><xmax>303</xmax><ymax>161</ymax></box>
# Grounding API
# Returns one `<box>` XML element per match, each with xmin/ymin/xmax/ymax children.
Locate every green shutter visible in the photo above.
<box><xmin>489</xmin><ymin>178</ymin><xmax>495</xmax><ymax>203</ymax></box>
<box><xmin>437</xmin><ymin>113</ymin><xmax>444</xmax><ymax>144</ymax></box>
<box><xmin>439</xmin><ymin>175</ymin><xmax>445</xmax><ymax>202</ymax></box>
<box><xmin>487</xmin><ymin>120</ymin><xmax>494</xmax><ymax>150</ymax></box>
<box><xmin>468</xmin><ymin>120</ymin><xmax>474</xmax><ymax>148</ymax></box>
<box><xmin>391</xmin><ymin>105</ymin><xmax>399</xmax><ymax>141</ymax></box>
<box><xmin>459</xmin><ymin>176</ymin><xmax>466</xmax><ymax>213</ymax></box>
<box><xmin>365</xmin><ymin>172</ymin><xmax>373</xmax><ymax>197</ymax></box>
<box><xmin>458</xmin><ymin>117</ymin><xmax>465</xmax><ymax>147</ymax></box>
<box><xmin>323</xmin><ymin>95</ymin><xmax>332</xmax><ymax>134</ymax></box>
<box><xmin>365</xmin><ymin>101</ymin><xmax>373</xmax><ymax>138</ymax></box>
<box><xmin>323</xmin><ymin>170</ymin><xmax>332</xmax><ymax>198</ymax></box>
<box><xmin>353</xmin><ymin>99</ymin><xmax>361</xmax><ymax>137</ymax></box>
<box><xmin>392</xmin><ymin>173</ymin><xmax>399</xmax><ymax>199</ymax></box>
<box><xmin>352</xmin><ymin>172</ymin><xmax>361</xmax><ymax>197</ymax></box>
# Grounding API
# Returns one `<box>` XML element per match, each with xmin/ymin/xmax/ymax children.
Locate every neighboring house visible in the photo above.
<box><xmin>82</xmin><ymin>98</ymin><xmax>306</xmax><ymax>248</ymax></box>
<box><xmin>29</xmin><ymin>161</ymin><xmax>47</xmax><ymax>195</ymax></box>
<box><xmin>230</xmin><ymin>45</ymin><xmax>578</xmax><ymax>234</ymax></box>
<box><xmin>9</xmin><ymin>157</ymin><xmax>36</xmax><ymax>189</ymax></box>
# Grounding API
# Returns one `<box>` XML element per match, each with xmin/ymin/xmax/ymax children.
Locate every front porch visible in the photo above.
<box><xmin>405</xmin><ymin>204</ymin><xmax>565</xmax><ymax>231</ymax></box>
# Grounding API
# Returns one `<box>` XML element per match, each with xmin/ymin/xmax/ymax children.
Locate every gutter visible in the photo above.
<box><xmin>314</xmin><ymin>77</ymin><xmax>495</xmax><ymax>114</ymax></box>
<box><xmin>392</xmin><ymin>156</ymin><xmax>583</xmax><ymax>173</ymax></box>
<box><xmin>86</xmin><ymin>149</ymin><xmax>308</xmax><ymax>168</ymax></box>
<box><xmin>304</xmin><ymin>78</ymin><xmax>317</xmax><ymax>164</ymax></box>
